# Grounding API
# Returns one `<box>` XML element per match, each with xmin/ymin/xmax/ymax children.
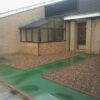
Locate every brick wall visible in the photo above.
<box><xmin>21</xmin><ymin>43</ymin><xmax>39</xmax><ymax>56</ymax></box>
<box><xmin>39</xmin><ymin>42</ymin><xmax>66</xmax><ymax>55</ymax></box>
<box><xmin>0</xmin><ymin>7</ymin><xmax>45</xmax><ymax>55</ymax></box>
<box><xmin>20</xmin><ymin>42</ymin><xmax>66</xmax><ymax>56</ymax></box>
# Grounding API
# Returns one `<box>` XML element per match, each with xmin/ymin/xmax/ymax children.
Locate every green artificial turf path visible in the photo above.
<box><xmin>0</xmin><ymin>54</ymin><xmax>98</xmax><ymax>100</ymax></box>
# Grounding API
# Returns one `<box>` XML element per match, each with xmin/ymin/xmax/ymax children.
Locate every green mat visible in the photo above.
<box><xmin>0</xmin><ymin>54</ymin><xmax>98</xmax><ymax>100</ymax></box>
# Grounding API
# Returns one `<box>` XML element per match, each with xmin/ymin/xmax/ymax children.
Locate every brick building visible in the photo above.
<box><xmin>0</xmin><ymin>0</ymin><xmax>100</xmax><ymax>55</ymax></box>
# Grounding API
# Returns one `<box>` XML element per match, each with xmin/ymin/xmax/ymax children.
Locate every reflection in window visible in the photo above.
<box><xmin>27</xmin><ymin>30</ymin><xmax>32</xmax><ymax>42</ymax></box>
<box><xmin>33</xmin><ymin>29</ymin><xmax>39</xmax><ymax>42</ymax></box>
<box><xmin>55</xmin><ymin>19</ymin><xmax>64</xmax><ymax>28</ymax></box>
<box><xmin>21</xmin><ymin>30</ymin><xmax>26</xmax><ymax>41</ymax></box>
<box><xmin>55</xmin><ymin>30</ymin><xmax>64</xmax><ymax>41</ymax></box>
<box><xmin>41</xmin><ymin>29</ymin><xmax>48</xmax><ymax>42</ymax></box>
<box><xmin>48</xmin><ymin>29</ymin><xmax>55</xmax><ymax>42</ymax></box>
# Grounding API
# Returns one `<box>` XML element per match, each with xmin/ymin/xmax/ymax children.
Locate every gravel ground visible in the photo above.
<box><xmin>44</xmin><ymin>56</ymin><xmax>100</xmax><ymax>99</ymax></box>
<box><xmin>0</xmin><ymin>51</ymin><xmax>81</xmax><ymax>70</ymax></box>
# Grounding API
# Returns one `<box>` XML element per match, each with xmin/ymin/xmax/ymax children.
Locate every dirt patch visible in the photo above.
<box><xmin>44</xmin><ymin>56</ymin><xmax>100</xmax><ymax>99</ymax></box>
<box><xmin>1</xmin><ymin>51</ymin><xmax>81</xmax><ymax>70</ymax></box>
<box><xmin>0</xmin><ymin>57</ymin><xmax>9</xmax><ymax>64</ymax></box>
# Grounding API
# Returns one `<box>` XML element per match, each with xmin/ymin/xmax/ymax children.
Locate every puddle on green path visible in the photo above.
<box><xmin>0</xmin><ymin>54</ymin><xmax>98</xmax><ymax>100</ymax></box>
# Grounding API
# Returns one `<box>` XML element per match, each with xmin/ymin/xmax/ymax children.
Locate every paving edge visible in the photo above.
<box><xmin>43</xmin><ymin>77</ymin><xmax>100</xmax><ymax>100</ymax></box>
<box><xmin>0</xmin><ymin>80</ymin><xmax>33</xmax><ymax>100</ymax></box>
<box><xmin>7</xmin><ymin>53</ymin><xmax>84</xmax><ymax>71</ymax></box>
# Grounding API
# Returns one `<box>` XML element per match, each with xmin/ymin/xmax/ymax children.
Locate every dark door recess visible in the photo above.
<box><xmin>77</xmin><ymin>22</ymin><xmax>86</xmax><ymax>49</ymax></box>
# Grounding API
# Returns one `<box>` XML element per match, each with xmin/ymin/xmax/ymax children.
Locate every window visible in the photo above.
<box><xmin>55</xmin><ymin>29</ymin><xmax>64</xmax><ymax>41</ymax></box>
<box><xmin>55</xmin><ymin>19</ymin><xmax>64</xmax><ymax>28</ymax></box>
<box><xmin>20</xmin><ymin>19</ymin><xmax>65</xmax><ymax>43</ymax></box>
<box><xmin>41</xmin><ymin>29</ymin><xmax>48</xmax><ymax>42</ymax></box>
<box><xmin>20</xmin><ymin>30</ymin><xmax>26</xmax><ymax>42</ymax></box>
<box><xmin>48</xmin><ymin>29</ymin><xmax>55</xmax><ymax>42</ymax></box>
<box><xmin>32</xmin><ymin>29</ymin><xmax>39</xmax><ymax>42</ymax></box>
<box><xmin>48</xmin><ymin>29</ymin><xmax>65</xmax><ymax>42</ymax></box>
<box><xmin>27</xmin><ymin>30</ymin><xmax>32</xmax><ymax>42</ymax></box>
<box><xmin>20</xmin><ymin>28</ymin><xmax>65</xmax><ymax>43</ymax></box>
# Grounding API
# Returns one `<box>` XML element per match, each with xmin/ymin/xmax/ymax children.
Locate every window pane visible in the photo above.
<box><xmin>48</xmin><ymin>29</ymin><xmax>55</xmax><ymax>42</ymax></box>
<box><xmin>21</xmin><ymin>30</ymin><xmax>26</xmax><ymax>41</ymax></box>
<box><xmin>27</xmin><ymin>30</ymin><xmax>32</xmax><ymax>42</ymax></box>
<box><xmin>55</xmin><ymin>19</ymin><xmax>64</xmax><ymax>28</ymax></box>
<box><xmin>41</xmin><ymin>23</ymin><xmax>48</xmax><ymax>28</ymax></box>
<box><xmin>41</xmin><ymin>29</ymin><xmax>48</xmax><ymax>42</ymax></box>
<box><xmin>63</xmin><ymin>31</ymin><xmax>66</xmax><ymax>40</ymax></box>
<box><xmin>55</xmin><ymin>30</ymin><xmax>64</xmax><ymax>41</ymax></box>
<box><xmin>48</xmin><ymin>21</ymin><xmax>54</xmax><ymax>28</ymax></box>
<box><xmin>33</xmin><ymin>29</ymin><xmax>39</xmax><ymax>42</ymax></box>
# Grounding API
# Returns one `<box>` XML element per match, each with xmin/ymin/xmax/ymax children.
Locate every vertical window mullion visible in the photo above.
<box><xmin>47</xmin><ymin>23</ymin><xmax>49</xmax><ymax>42</ymax></box>
<box><xmin>54</xmin><ymin>20</ymin><xmax>56</xmax><ymax>42</ymax></box>
<box><xmin>47</xmin><ymin>28</ymin><xmax>49</xmax><ymax>42</ymax></box>
<box><xmin>39</xmin><ymin>27</ymin><xmax>41</xmax><ymax>43</ymax></box>
<box><xmin>54</xmin><ymin>28</ymin><xmax>56</xmax><ymax>42</ymax></box>
<box><xmin>25</xmin><ymin>29</ymin><xmax>27</xmax><ymax>42</ymax></box>
<box><xmin>63</xmin><ymin>29</ymin><xmax>65</xmax><ymax>41</ymax></box>
<box><xmin>20</xmin><ymin>29</ymin><xmax>22</xmax><ymax>42</ymax></box>
<box><xmin>31</xmin><ymin>29</ymin><xmax>33</xmax><ymax>42</ymax></box>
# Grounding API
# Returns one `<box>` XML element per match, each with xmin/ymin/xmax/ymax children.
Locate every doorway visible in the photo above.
<box><xmin>77</xmin><ymin>22</ymin><xmax>86</xmax><ymax>50</ymax></box>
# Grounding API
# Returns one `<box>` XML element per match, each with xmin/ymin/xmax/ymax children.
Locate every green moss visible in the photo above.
<box><xmin>21</xmin><ymin>85</ymin><xmax>40</xmax><ymax>92</ymax></box>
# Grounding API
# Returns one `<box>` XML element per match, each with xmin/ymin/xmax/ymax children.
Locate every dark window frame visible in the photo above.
<box><xmin>26</xmin><ymin>29</ymin><xmax>33</xmax><ymax>42</ymax></box>
<box><xmin>20</xmin><ymin>27</ymin><xmax>65</xmax><ymax>43</ymax></box>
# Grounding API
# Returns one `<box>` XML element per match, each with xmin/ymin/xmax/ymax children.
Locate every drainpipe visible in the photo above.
<box><xmin>67</xmin><ymin>21</ymin><xmax>70</xmax><ymax>51</ymax></box>
<box><xmin>65</xmin><ymin>21</ymin><xmax>67</xmax><ymax>53</ymax></box>
<box><xmin>38</xmin><ymin>43</ymin><xmax>40</xmax><ymax>56</ymax></box>
<box><xmin>38</xmin><ymin>27</ymin><xmax>41</xmax><ymax>56</ymax></box>
<box><xmin>90</xmin><ymin>18</ymin><xmax>92</xmax><ymax>54</ymax></box>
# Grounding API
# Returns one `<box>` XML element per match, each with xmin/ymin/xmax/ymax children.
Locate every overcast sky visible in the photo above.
<box><xmin>0</xmin><ymin>0</ymin><xmax>54</xmax><ymax>13</ymax></box>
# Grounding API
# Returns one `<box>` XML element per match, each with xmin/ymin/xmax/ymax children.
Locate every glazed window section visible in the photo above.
<box><xmin>41</xmin><ymin>29</ymin><xmax>48</xmax><ymax>42</ymax></box>
<box><xmin>48</xmin><ymin>29</ymin><xmax>64</xmax><ymax>42</ymax></box>
<box><xmin>55</xmin><ymin>29</ymin><xmax>64</xmax><ymax>41</ymax></box>
<box><xmin>48</xmin><ymin>29</ymin><xmax>55</xmax><ymax>42</ymax></box>
<box><xmin>21</xmin><ymin>30</ymin><xmax>26</xmax><ymax>41</ymax></box>
<box><xmin>32</xmin><ymin>29</ymin><xmax>39</xmax><ymax>42</ymax></box>
<box><xmin>20</xmin><ymin>29</ymin><xmax>39</xmax><ymax>42</ymax></box>
<box><xmin>20</xmin><ymin>29</ymin><xmax>65</xmax><ymax>42</ymax></box>
<box><xmin>20</xmin><ymin>19</ymin><xmax>65</xmax><ymax>43</ymax></box>
<box><xmin>27</xmin><ymin>30</ymin><xmax>32</xmax><ymax>42</ymax></box>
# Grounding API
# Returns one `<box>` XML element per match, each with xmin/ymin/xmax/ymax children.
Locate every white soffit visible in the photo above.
<box><xmin>64</xmin><ymin>12</ymin><xmax>100</xmax><ymax>20</ymax></box>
